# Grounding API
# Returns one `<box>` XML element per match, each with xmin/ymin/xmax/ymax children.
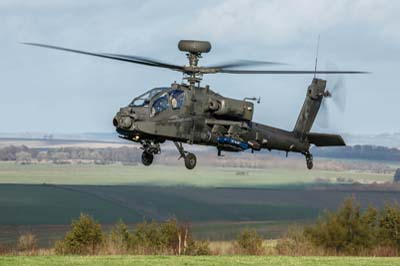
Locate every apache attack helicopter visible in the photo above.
<box><xmin>23</xmin><ymin>40</ymin><xmax>366</xmax><ymax>170</ymax></box>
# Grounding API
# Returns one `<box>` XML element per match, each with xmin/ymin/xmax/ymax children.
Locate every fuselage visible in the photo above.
<box><xmin>113</xmin><ymin>83</ymin><xmax>310</xmax><ymax>155</ymax></box>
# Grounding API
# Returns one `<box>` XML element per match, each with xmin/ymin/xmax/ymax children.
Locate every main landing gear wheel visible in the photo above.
<box><xmin>174</xmin><ymin>141</ymin><xmax>197</xmax><ymax>170</ymax></box>
<box><xmin>305</xmin><ymin>153</ymin><xmax>313</xmax><ymax>170</ymax></box>
<box><xmin>141</xmin><ymin>151</ymin><xmax>154</xmax><ymax>166</ymax></box>
<box><xmin>184</xmin><ymin>153</ymin><xmax>197</xmax><ymax>170</ymax></box>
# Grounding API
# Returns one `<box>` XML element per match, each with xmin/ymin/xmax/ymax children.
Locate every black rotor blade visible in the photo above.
<box><xmin>219</xmin><ymin>70</ymin><xmax>368</xmax><ymax>74</ymax></box>
<box><xmin>104</xmin><ymin>53</ymin><xmax>183</xmax><ymax>71</ymax></box>
<box><xmin>21</xmin><ymin>42</ymin><xmax>184</xmax><ymax>71</ymax></box>
<box><xmin>205</xmin><ymin>59</ymin><xmax>284</xmax><ymax>69</ymax></box>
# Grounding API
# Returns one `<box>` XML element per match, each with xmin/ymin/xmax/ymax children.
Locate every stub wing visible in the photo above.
<box><xmin>307</xmin><ymin>133</ymin><xmax>346</xmax><ymax>147</ymax></box>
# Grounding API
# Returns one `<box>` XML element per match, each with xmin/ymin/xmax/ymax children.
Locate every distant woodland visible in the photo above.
<box><xmin>0</xmin><ymin>146</ymin><xmax>141</xmax><ymax>165</ymax></box>
<box><xmin>0</xmin><ymin>144</ymin><xmax>400</xmax><ymax>166</ymax></box>
<box><xmin>312</xmin><ymin>145</ymin><xmax>400</xmax><ymax>161</ymax></box>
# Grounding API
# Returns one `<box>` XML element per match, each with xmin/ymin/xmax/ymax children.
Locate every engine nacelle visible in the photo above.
<box><xmin>208</xmin><ymin>97</ymin><xmax>254</xmax><ymax>121</ymax></box>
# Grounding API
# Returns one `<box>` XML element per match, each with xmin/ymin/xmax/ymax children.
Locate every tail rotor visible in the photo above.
<box><xmin>316</xmin><ymin>68</ymin><xmax>347</xmax><ymax>129</ymax></box>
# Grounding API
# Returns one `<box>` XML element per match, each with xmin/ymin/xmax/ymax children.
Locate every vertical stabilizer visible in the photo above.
<box><xmin>293</xmin><ymin>78</ymin><xmax>326</xmax><ymax>135</ymax></box>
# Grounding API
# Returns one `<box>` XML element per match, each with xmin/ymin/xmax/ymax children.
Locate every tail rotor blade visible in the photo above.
<box><xmin>316</xmin><ymin>99</ymin><xmax>330</xmax><ymax>129</ymax></box>
<box><xmin>330</xmin><ymin>75</ymin><xmax>346</xmax><ymax>112</ymax></box>
<box><xmin>325</xmin><ymin>62</ymin><xmax>347</xmax><ymax>112</ymax></box>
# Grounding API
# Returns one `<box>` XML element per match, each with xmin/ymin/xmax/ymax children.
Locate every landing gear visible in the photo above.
<box><xmin>141</xmin><ymin>151</ymin><xmax>154</xmax><ymax>166</ymax></box>
<box><xmin>184</xmin><ymin>153</ymin><xmax>197</xmax><ymax>170</ymax></box>
<box><xmin>140</xmin><ymin>140</ymin><xmax>160</xmax><ymax>166</ymax></box>
<box><xmin>305</xmin><ymin>153</ymin><xmax>313</xmax><ymax>170</ymax></box>
<box><xmin>174</xmin><ymin>141</ymin><xmax>197</xmax><ymax>170</ymax></box>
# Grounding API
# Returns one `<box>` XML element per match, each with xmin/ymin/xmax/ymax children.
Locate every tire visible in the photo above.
<box><xmin>141</xmin><ymin>152</ymin><xmax>154</xmax><ymax>166</ymax></box>
<box><xmin>306</xmin><ymin>155</ymin><xmax>313</xmax><ymax>170</ymax></box>
<box><xmin>306</xmin><ymin>160</ymin><xmax>313</xmax><ymax>170</ymax></box>
<box><xmin>184</xmin><ymin>153</ymin><xmax>197</xmax><ymax>170</ymax></box>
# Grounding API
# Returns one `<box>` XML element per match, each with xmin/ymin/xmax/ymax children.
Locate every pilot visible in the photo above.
<box><xmin>169</xmin><ymin>90</ymin><xmax>184</xmax><ymax>109</ymax></box>
<box><xmin>171</xmin><ymin>96</ymin><xmax>178</xmax><ymax>109</ymax></box>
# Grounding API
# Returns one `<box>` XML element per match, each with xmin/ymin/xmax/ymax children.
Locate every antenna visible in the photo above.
<box><xmin>314</xmin><ymin>34</ymin><xmax>320</xmax><ymax>78</ymax></box>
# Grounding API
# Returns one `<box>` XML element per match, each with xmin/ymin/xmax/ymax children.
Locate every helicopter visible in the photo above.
<box><xmin>23</xmin><ymin>40</ymin><xmax>366</xmax><ymax>170</ymax></box>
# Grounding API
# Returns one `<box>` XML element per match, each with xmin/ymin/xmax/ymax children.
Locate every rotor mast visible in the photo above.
<box><xmin>184</xmin><ymin>52</ymin><xmax>203</xmax><ymax>86</ymax></box>
<box><xmin>178</xmin><ymin>40</ymin><xmax>211</xmax><ymax>87</ymax></box>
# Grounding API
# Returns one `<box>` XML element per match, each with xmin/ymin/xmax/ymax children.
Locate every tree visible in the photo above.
<box><xmin>17</xmin><ymin>233</ymin><xmax>37</xmax><ymax>252</ymax></box>
<box><xmin>51</xmin><ymin>151</ymin><xmax>69</xmax><ymax>164</ymax></box>
<box><xmin>109</xmin><ymin>220</ymin><xmax>132</xmax><ymax>252</ymax></box>
<box><xmin>55</xmin><ymin>213</ymin><xmax>103</xmax><ymax>255</ymax></box>
<box><xmin>234</xmin><ymin>228</ymin><xmax>263</xmax><ymax>255</ymax></box>
<box><xmin>15</xmin><ymin>151</ymin><xmax>32</xmax><ymax>164</ymax></box>
<box><xmin>394</xmin><ymin>169</ymin><xmax>400</xmax><ymax>183</ymax></box>
<box><xmin>379</xmin><ymin>202</ymin><xmax>400</xmax><ymax>249</ymax></box>
<box><xmin>130</xmin><ymin>219</ymin><xmax>193</xmax><ymax>255</ymax></box>
<box><xmin>36</xmin><ymin>151</ymin><xmax>48</xmax><ymax>162</ymax></box>
<box><xmin>304</xmin><ymin>197</ymin><xmax>379</xmax><ymax>254</ymax></box>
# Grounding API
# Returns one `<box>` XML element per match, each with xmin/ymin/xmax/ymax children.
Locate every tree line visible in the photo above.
<box><xmin>313</xmin><ymin>145</ymin><xmax>400</xmax><ymax>161</ymax></box>
<box><xmin>0</xmin><ymin>145</ymin><xmax>142</xmax><ymax>164</ymax></box>
<box><xmin>1</xmin><ymin>144</ymin><xmax>400</xmax><ymax>165</ymax></box>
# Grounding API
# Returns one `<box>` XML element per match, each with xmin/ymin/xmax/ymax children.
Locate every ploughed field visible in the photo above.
<box><xmin>1</xmin><ymin>256</ymin><xmax>399</xmax><ymax>266</ymax></box>
<box><xmin>2</xmin><ymin>184</ymin><xmax>400</xmax><ymax>225</ymax></box>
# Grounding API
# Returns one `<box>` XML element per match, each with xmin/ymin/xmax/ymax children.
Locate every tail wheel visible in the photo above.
<box><xmin>184</xmin><ymin>153</ymin><xmax>197</xmax><ymax>170</ymax></box>
<box><xmin>306</xmin><ymin>154</ymin><xmax>313</xmax><ymax>170</ymax></box>
<box><xmin>141</xmin><ymin>151</ymin><xmax>154</xmax><ymax>166</ymax></box>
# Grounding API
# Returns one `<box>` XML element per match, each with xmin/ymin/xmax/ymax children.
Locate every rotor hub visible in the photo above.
<box><xmin>178</xmin><ymin>40</ymin><xmax>212</xmax><ymax>87</ymax></box>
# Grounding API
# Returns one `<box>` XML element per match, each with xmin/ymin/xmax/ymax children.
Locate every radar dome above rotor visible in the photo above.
<box><xmin>178</xmin><ymin>40</ymin><xmax>211</xmax><ymax>54</ymax></box>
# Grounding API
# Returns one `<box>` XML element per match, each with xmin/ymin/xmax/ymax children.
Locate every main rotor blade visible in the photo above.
<box><xmin>219</xmin><ymin>70</ymin><xmax>368</xmax><ymax>74</ymax></box>
<box><xmin>104</xmin><ymin>53</ymin><xmax>183</xmax><ymax>71</ymax></box>
<box><xmin>205</xmin><ymin>59</ymin><xmax>284</xmax><ymax>69</ymax></box>
<box><xmin>22</xmin><ymin>42</ymin><xmax>184</xmax><ymax>71</ymax></box>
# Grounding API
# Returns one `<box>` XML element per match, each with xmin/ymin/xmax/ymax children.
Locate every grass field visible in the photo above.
<box><xmin>3</xmin><ymin>183</ymin><xmax>400</xmax><ymax>225</ymax></box>
<box><xmin>0</xmin><ymin>162</ymin><xmax>392</xmax><ymax>187</ymax></box>
<box><xmin>3</xmin><ymin>183</ymin><xmax>400</xmax><ymax>246</ymax></box>
<box><xmin>0</xmin><ymin>162</ymin><xmax>397</xmax><ymax>248</ymax></box>
<box><xmin>1</xmin><ymin>256</ymin><xmax>400</xmax><ymax>266</ymax></box>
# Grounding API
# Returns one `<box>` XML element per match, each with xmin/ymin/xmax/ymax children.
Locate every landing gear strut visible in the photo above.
<box><xmin>174</xmin><ymin>142</ymin><xmax>197</xmax><ymax>170</ymax></box>
<box><xmin>140</xmin><ymin>141</ymin><xmax>160</xmax><ymax>166</ymax></box>
<box><xmin>305</xmin><ymin>152</ymin><xmax>313</xmax><ymax>170</ymax></box>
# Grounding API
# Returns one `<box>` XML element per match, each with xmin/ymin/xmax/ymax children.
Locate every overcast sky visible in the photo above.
<box><xmin>0</xmin><ymin>0</ymin><xmax>399</xmax><ymax>134</ymax></box>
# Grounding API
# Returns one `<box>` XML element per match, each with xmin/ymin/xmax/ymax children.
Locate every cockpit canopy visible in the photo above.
<box><xmin>150</xmin><ymin>89</ymin><xmax>185</xmax><ymax>116</ymax></box>
<box><xmin>129</xmin><ymin>87</ymin><xmax>186</xmax><ymax>116</ymax></box>
<box><xmin>129</xmin><ymin>87</ymin><xmax>168</xmax><ymax>107</ymax></box>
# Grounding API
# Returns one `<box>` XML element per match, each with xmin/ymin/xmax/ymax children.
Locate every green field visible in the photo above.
<box><xmin>0</xmin><ymin>162</ymin><xmax>392</xmax><ymax>187</ymax></box>
<box><xmin>3</xmin><ymin>183</ymin><xmax>400</xmax><ymax>225</ymax></box>
<box><xmin>1</xmin><ymin>256</ymin><xmax>399</xmax><ymax>266</ymax></box>
<box><xmin>0</xmin><ymin>162</ymin><xmax>398</xmax><ymax>248</ymax></box>
<box><xmin>2</xmin><ymin>183</ymin><xmax>400</xmax><ymax>246</ymax></box>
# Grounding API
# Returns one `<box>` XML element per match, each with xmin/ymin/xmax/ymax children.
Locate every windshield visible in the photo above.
<box><xmin>151</xmin><ymin>93</ymin><xmax>170</xmax><ymax>116</ymax></box>
<box><xmin>129</xmin><ymin>87</ymin><xmax>169</xmax><ymax>107</ymax></box>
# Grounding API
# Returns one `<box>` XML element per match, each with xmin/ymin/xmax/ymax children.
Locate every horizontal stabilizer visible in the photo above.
<box><xmin>307</xmin><ymin>133</ymin><xmax>346</xmax><ymax>147</ymax></box>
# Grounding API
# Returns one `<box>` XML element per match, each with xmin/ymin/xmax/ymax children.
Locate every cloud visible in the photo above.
<box><xmin>184</xmin><ymin>0</ymin><xmax>400</xmax><ymax>51</ymax></box>
<box><xmin>0</xmin><ymin>0</ymin><xmax>399</xmax><ymax>134</ymax></box>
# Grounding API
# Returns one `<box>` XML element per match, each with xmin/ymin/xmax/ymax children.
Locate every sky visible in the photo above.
<box><xmin>0</xmin><ymin>0</ymin><xmax>399</xmax><ymax>134</ymax></box>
